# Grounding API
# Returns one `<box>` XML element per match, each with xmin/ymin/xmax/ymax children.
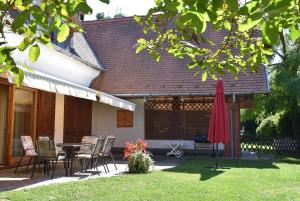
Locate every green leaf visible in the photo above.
<box><xmin>99</xmin><ymin>0</ymin><xmax>109</xmax><ymax>4</ymax></box>
<box><xmin>29</xmin><ymin>44</ymin><xmax>40</xmax><ymax>63</ymax></box>
<box><xmin>226</xmin><ymin>0</ymin><xmax>239</xmax><ymax>13</ymax></box>
<box><xmin>176</xmin><ymin>11</ymin><xmax>206</xmax><ymax>33</ymax></box>
<box><xmin>289</xmin><ymin>25</ymin><xmax>300</xmax><ymax>41</ymax></box>
<box><xmin>18</xmin><ymin>37</ymin><xmax>31</xmax><ymax>51</ymax></box>
<box><xmin>238</xmin><ymin>12</ymin><xmax>262</xmax><ymax>32</ymax></box>
<box><xmin>264</xmin><ymin>0</ymin><xmax>294</xmax><ymax>14</ymax></box>
<box><xmin>77</xmin><ymin>2</ymin><xmax>93</xmax><ymax>15</ymax></box>
<box><xmin>239</xmin><ymin>1</ymin><xmax>259</xmax><ymax>15</ymax></box>
<box><xmin>188</xmin><ymin>62</ymin><xmax>197</xmax><ymax>69</ymax></box>
<box><xmin>226</xmin><ymin>63</ymin><xmax>239</xmax><ymax>74</ymax></box>
<box><xmin>11</xmin><ymin>10</ymin><xmax>30</xmax><ymax>31</ymax></box>
<box><xmin>57</xmin><ymin>24</ymin><xmax>70</xmax><ymax>43</ymax></box>
<box><xmin>202</xmin><ymin>71</ymin><xmax>208</xmax><ymax>81</ymax></box>
<box><xmin>223</xmin><ymin>21</ymin><xmax>232</xmax><ymax>31</ymax></box>
<box><xmin>262</xmin><ymin>21</ymin><xmax>278</xmax><ymax>45</ymax></box>
<box><xmin>150</xmin><ymin>51</ymin><xmax>161</xmax><ymax>62</ymax></box>
<box><xmin>134</xmin><ymin>15</ymin><xmax>142</xmax><ymax>24</ymax></box>
<box><xmin>212</xmin><ymin>0</ymin><xmax>223</xmax><ymax>10</ymax></box>
<box><xmin>15</xmin><ymin>68</ymin><xmax>24</xmax><ymax>86</ymax></box>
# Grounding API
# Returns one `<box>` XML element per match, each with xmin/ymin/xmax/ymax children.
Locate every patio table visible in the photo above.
<box><xmin>57</xmin><ymin>143</ymin><xmax>92</xmax><ymax>176</ymax></box>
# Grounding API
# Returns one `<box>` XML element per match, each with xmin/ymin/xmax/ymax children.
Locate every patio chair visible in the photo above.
<box><xmin>15</xmin><ymin>136</ymin><xmax>38</xmax><ymax>173</ymax></box>
<box><xmin>75</xmin><ymin>137</ymin><xmax>106</xmax><ymax>174</ymax></box>
<box><xmin>31</xmin><ymin>139</ymin><xmax>66</xmax><ymax>179</ymax></box>
<box><xmin>78</xmin><ymin>135</ymin><xmax>99</xmax><ymax>168</ymax></box>
<box><xmin>99</xmin><ymin>136</ymin><xmax>117</xmax><ymax>172</ymax></box>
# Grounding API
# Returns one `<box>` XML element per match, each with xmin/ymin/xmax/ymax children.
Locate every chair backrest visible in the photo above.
<box><xmin>36</xmin><ymin>139</ymin><xmax>57</xmax><ymax>158</ymax></box>
<box><xmin>20</xmin><ymin>136</ymin><xmax>37</xmax><ymax>156</ymax></box>
<box><xmin>101</xmin><ymin>136</ymin><xmax>115</xmax><ymax>155</ymax></box>
<box><xmin>80</xmin><ymin>136</ymin><xmax>98</xmax><ymax>152</ymax></box>
<box><xmin>93</xmin><ymin>137</ymin><xmax>105</xmax><ymax>156</ymax></box>
<box><xmin>38</xmin><ymin>136</ymin><xmax>50</xmax><ymax>140</ymax></box>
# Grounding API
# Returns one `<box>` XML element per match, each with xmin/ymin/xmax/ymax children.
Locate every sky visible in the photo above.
<box><xmin>85</xmin><ymin>0</ymin><xmax>156</xmax><ymax>20</ymax></box>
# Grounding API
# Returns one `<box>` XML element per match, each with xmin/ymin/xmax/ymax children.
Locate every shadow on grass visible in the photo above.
<box><xmin>275</xmin><ymin>156</ymin><xmax>300</xmax><ymax>165</ymax></box>
<box><xmin>162</xmin><ymin>156</ymin><xmax>280</xmax><ymax>181</ymax></box>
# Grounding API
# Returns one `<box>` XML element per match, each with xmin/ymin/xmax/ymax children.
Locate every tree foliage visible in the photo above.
<box><xmin>135</xmin><ymin>0</ymin><xmax>300</xmax><ymax>81</ymax></box>
<box><xmin>0</xmin><ymin>0</ymin><xmax>109</xmax><ymax>85</ymax></box>
<box><xmin>242</xmin><ymin>38</ymin><xmax>300</xmax><ymax>138</ymax></box>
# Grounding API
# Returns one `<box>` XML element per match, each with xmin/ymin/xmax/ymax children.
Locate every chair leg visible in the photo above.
<box><xmin>31</xmin><ymin>157</ymin><xmax>37</xmax><ymax>179</ymax></box>
<box><xmin>79</xmin><ymin>159</ymin><xmax>83</xmax><ymax>172</ymax></box>
<box><xmin>25</xmin><ymin>157</ymin><xmax>33</xmax><ymax>172</ymax></box>
<box><xmin>51</xmin><ymin>157</ymin><xmax>58</xmax><ymax>179</ymax></box>
<box><xmin>14</xmin><ymin>155</ymin><xmax>24</xmax><ymax>173</ymax></box>
<box><xmin>64</xmin><ymin>159</ymin><xmax>68</xmax><ymax>177</ymax></box>
<box><xmin>110</xmin><ymin>152</ymin><xmax>118</xmax><ymax>170</ymax></box>
<box><xmin>94</xmin><ymin>158</ymin><xmax>100</xmax><ymax>175</ymax></box>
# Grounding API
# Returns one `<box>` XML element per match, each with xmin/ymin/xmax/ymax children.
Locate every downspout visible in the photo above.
<box><xmin>230</xmin><ymin>94</ymin><xmax>236</xmax><ymax>159</ymax></box>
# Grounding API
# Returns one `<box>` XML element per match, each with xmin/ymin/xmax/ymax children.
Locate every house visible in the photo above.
<box><xmin>0</xmin><ymin>15</ymin><xmax>268</xmax><ymax>168</ymax></box>
<box><xmin>0</xmin><ymin>14</ymin><xmax>135</xmax><ymax>167</ymax></box>
<box><xmin>81</xmin><ymin>17</ymin><xmax>269</xmax><ymax>157</ymax></box>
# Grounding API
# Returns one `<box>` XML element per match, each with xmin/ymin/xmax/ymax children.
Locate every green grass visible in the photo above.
<box><xmin>1</xmin><ymin>156</ymin><xmax>300</xmax><ymax>201</ymax></box>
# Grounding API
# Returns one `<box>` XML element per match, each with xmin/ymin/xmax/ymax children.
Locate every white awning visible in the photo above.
<box><xmin>7</xmin><ymin>67</ymin><xmax>136</xmax><ymax>111</ymax></box>
<box><xmin>99</xmin><ymin>92</ymin><xmax>136</xmax><ymax>111</ymax></box>
<box><xmin>8</xmin><ymin>67</ymin><xmax>97</xmax><ymax>101</ymax></box>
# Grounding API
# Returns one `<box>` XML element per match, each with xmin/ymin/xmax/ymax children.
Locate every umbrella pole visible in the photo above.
<box><xmin>215</xmin><ymin>143</ymin><xmax>219</xmax><ymax>169</ymax></box>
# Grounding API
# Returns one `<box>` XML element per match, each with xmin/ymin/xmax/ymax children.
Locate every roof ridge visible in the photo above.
<box><xmin>82</xmin><ymin>15</ymin><xmax>140</xmax><ymax>24</ymax></box>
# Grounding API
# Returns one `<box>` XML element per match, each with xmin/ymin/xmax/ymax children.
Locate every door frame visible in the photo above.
<box><xmin>0</xmin><ymin>78</ymin><xmax>38</xmax><ymax>166</ymax></box>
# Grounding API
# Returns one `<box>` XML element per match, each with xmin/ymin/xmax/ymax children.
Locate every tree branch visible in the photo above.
<box><xmin>272</xmin><ymin>48</ymin><xmax>284</xmax><ymax>59</ymax></box>
<box><xmin>279</xmin><ymin>31</ymin><xmax>287</xmax><ymax>57</ymax></box>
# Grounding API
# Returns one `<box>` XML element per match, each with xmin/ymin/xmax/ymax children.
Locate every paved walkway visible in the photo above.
<box><xmin>0</xmin><ymin>156</ymin><xmax>180</xmax><ymax>192</ymax></box>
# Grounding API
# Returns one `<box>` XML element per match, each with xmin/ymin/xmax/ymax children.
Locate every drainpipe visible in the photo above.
<box><xmin>230</xmin><ymin>94</ymin><xmax>236</xmax><ymax>159</ymax></box>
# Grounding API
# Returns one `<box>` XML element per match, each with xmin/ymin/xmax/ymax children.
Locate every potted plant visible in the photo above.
<box><xmin>124</xmin><ymin>139</ymin><xmax>154</xmax><ymax>173</ymax></box>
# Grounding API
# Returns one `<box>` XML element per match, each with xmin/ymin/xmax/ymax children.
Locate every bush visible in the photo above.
<box><xmin>256</xmin><ymin>114</ymin><xmax>280</xmax><ymax>138</ymax></box>
<box><xmin>127</xmin><ymin>151</ymin><xmax>154</xmax><ymax>173</ymax></box>
<box><xmin>278</xmin><ymin>113</ymin><xmax>293</xmax><ymax>138</ymax></box>
<box><xmin>124</xmin><ymin>139</ymin><xmax>154</xmax><ymax>173</ymax></box>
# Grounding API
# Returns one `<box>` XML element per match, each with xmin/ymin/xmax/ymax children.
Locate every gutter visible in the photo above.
<box><xmin>112</xmin><ymin>91</ymin><xmax>268</xmax><ymax>98</ymax></box>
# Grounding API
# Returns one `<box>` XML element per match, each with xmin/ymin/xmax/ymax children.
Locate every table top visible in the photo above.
<box><xmin>57</xmin><ymin>143</ymin><xmax>92</xmax><ymax>147</ymax></box>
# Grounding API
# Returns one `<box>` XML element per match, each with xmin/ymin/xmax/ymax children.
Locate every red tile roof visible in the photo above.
<box><xmin>82</xmin><ymin>17</ymin><xmax>269</xmax><ymax>96</ymax></box>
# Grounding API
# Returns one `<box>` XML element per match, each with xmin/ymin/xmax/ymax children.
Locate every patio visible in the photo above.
<box><xmin>0</xmin><ymin>156</ymin><xmax>179</xmax><ymax>192</ymax></box>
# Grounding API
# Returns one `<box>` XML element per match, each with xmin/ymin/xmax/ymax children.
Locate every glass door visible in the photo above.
<box><xmin>12</xmin><ymin>88</ymin><xmax>35</xmax><ymax>162</ymax></box>
<box><xmin>0</xmin><ymin>85</ymin><xmax>8</xmax><ymax>165</ymax></box>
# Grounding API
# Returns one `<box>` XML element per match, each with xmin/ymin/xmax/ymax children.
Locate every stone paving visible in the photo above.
<box><xmin>0</xmin><ymin>156</ymin><xmax>180</xmax><ymax>192</ymax></box>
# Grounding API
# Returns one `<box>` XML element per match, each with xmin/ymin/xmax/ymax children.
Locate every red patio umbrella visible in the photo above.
<box><xmin>208</xmin><ymin>79</ymin><xmax>230</xmax><ymax>168</ymax></box>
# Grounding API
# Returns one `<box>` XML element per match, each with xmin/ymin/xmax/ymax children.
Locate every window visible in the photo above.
<box><xmin>117</xmin><ymin>110</ymin><xmax>133</xmax><ymax>128</ymax></box>
<box><xmin>13</xmin><ymin>89</ymin><xmax>35</xmax><ymax>157</ymax></box>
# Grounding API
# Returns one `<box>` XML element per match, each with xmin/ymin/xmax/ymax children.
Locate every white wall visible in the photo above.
<box><xmin>92</xmin><ymin>99</ymin><xmax>144</xmax><ymax>147</ymax></box>
<box><xmin>54</xmin><ymin>94</ymin><xmax>64</xmax><ymax>143</ymax></box>
<box><xmin>92</xmin><ymin>98</ymin><xmax>223</xmax><ymax>150</ymax></box>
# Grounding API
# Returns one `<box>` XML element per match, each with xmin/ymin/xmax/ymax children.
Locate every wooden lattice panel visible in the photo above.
<box><xmin>145</xmin><ymin>98</ymin><xmax>214</xmax><ymax>140</ymax></box>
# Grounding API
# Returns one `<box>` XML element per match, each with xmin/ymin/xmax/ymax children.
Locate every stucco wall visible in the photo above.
<box><xmin>92</xmin><ymin>98</ymin><xmax>223</xmax><ymax>150</ymax></box>
<box><xmin>92</xmin><ymin>99</ymin><xmax>144</xmax><ymax>147</ymax></box>
<box><xmin>54</xmin><ymin>94</ymin><xmax>64</xmax><ymax>143</ymax></box>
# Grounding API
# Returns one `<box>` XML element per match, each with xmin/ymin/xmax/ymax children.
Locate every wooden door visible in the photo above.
<box><xmin>37</xmin><ymin>91</ymin><xmax>56</xmax><ymax>139</ymax></box>
<box><xmin>64</xmin><ymin>96</ymin><xmax>92</xmax><ymax>143</ymax></box>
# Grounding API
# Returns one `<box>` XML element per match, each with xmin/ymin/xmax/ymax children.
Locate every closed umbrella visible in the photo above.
<box><xmin>208</xmin><ymin>79</ymin><xmax>230</xmax><ymax>168</ymax></box>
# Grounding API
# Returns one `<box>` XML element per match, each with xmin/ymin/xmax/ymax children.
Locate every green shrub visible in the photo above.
<box><xmin>278</xmin><ymin>113</ymin><xmax>293</xmax><ymax>138</ymax></box>
<box><xmin>128</xmin><ymin>151</ymin><xmax>154</xmax><ymax>173</ymax></box>
<box><xmin>256</xmin><ymin>114</ymin><xmax>280</xmax><ymax>138</ymax></box>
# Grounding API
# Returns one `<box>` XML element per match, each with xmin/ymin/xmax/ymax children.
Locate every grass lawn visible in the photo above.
<box><xmin>0</xmin><ymin>156</ymin><xmax>300</xmax><ymax>201</ymax></box>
